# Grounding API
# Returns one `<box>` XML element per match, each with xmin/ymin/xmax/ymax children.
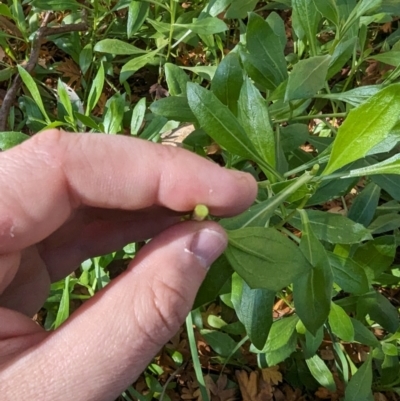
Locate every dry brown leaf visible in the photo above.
<box><xmin>0</xmin><ymin>46</ymin><xmax>5</xmax><ymax>62</ymax></box>
<box><xmin>236</xmin><ymin>370</ymin><xmax>273</xmax><ymax>401</ymax></box>
<box><xmin>56</xmin><ymin>58</ymin><xmax>81</xmax><ymax>88</ymax></box>
<box><xmin>261</xmin><ymin>366</ymin><xmax>282</xmax><ymax>386</ymax></box>
<box><xmin>204</xmin><ymin>375</ymin><xmax>238</xmax><ymax>401</ymax></box>
<box><xmin>149</xmin><ymin>82</ymin><xmax>169</xmax><ymax>99</ymax></box>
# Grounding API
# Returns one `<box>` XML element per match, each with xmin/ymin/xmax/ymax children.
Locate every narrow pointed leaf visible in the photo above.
<box><xmin>285</xmin><ymin>55</ymin><xmax>331</xmax><ymax>101</ymax></box>
<box><xmin>238</xmin><ymin>77</ymin><xmax>275</xmax><ymax>167</ymax></box>
<box><xmin>344</xmin><ymin>355</ymin><xmax>373</xmax><ymax>401</ymax></box>
<box><xmin>289</xmin><ymin>209</ymin><xmax>373</xmax><ymax>244</ymax></box>
<box><xmin>231</xmin><ymin>274</ymin><xmax>275</xmax><ymax>350</ymax></box>
<box><xmin>18</xmin><ymin>65</ymin><xmax>50</xmax><ymax>123</ymax></box>
<box><xmin>246</xmin><ymin>13</ymin><xmax>287</xmax><ymax>88</ymax></box>
<box><xmin>329</xmin><ymin>302</ymin><xmax>354</xmax><ymax>342</ymax></box>
<box><xmin>187</xmin><ymin>83</ymin><xmax>262</xmax><ymax>162</ymax></box>
<box><xmin>306</xmin><ymin>355</ymin><xmax>336</xmax><ymax>392</ymax></box>
<box><xmin>212</xmin><ymin>52</ymin><xmax>243</xmax><ymax>115</ymax></box>
<box><xmin>293</xmin><ymin>210</ymin><xmax>333</xmax><ymax>334</ymax></box>
<box><xmin>347</xmin><ymin>182</ymin><xmax>381</xmax><ymax>227</ymax></box>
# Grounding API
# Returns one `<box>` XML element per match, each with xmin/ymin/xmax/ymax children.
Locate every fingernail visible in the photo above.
<box><xmin>190</xmin><ymin>229</ymin><xmax>228</xmax><ymax>269</ymax></box>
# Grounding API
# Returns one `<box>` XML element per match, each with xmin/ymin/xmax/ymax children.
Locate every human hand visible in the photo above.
<box><xmin>0</xmin><ymin>130</ymin><xmax>257</xmax><ymax>400</ymax></box>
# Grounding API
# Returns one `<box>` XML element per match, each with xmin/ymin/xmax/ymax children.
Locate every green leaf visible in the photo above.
<box><xmin>289</xmin><ymin>210</ymin><xmax>373</xmax><ymax>244</ymax></box>
<box><xmin>201</xmin><ymin>330</ymin><xmax>238</xmax><ymax>357</ymax></box>
<box><xmin>165</xmin><ymin>63</ymin><xmax>189</xmax><ymax>97</ymax></box>
<box><xmin>347</xmin><ymin>182</ymin><xmax>381</xmax><ymax>227</ymax></box>
<box><xmin>0</xmin><ymin>132</ymin><xmax>30</xmax><ymax>150</ymax></box>
<box><xmin>353</xmin><ymin>235</ymin><xmax>396</xmax><ymax>278</ymax></box>
<box><xmin>150</xmin><ymin>97</ymin><xmax>197</xmax><ymax>122</ymax></box>
<box><xmin>120</xmin><ymin>49</ymin><xmax>161</xmax><ymax>82</ymax></box>
<box><xmin>79</xmin><ymin>44</ymin><xmax>93</xmax><ymax>75</ymax></box>
<box><xmin>292</xmin><ymin>0</ymin><xmax>321</xmax><ymax>50</ymax></box>
<box><xmin>231</xmin><ymin>274</ymin><xmax>275</xmax><ymax>350</ymax></box>
<box><xmin>304</xmin><ymin>326</ymin><xmax>324</xmax><ymax>358</ymax></box>
<box><xmin>370</xmin><ymin>51</ymin><xmax>400</xmax><ymax>67</ymax></box>
<box><xmin>344</xmin><ymin>153</ymin><xmax>400</xmax><ymax>178</ymax></box>
<box><xmin>212</xmin><ymin>52</ymin><xmax>243</xmax><ymax>115</ymax></box>
<box><xmin>86</xmin><ymin>63</ymin><xmax>105</xmax><ymax>115</ymax></box>
<box><xmin>225</xmin><ymin>0</ymin><xmax>258</xmax><ymax>19</ymax></box>
<box><xmin>293</xmin><ymin>210</ymin><xmax>333</xmax><ymax>335</ymax></box>
<box><xmin>239</xmin><ymin>50</ymin><xmax>277</xmax><ymax>90</ymax></box>
<box><xmin>103</xmin><ymin>92</ymin><xmax>125</xmax><ymax>134</ymax></box>
<box><xmin>280</xmin><ymin>124</ymin><xmax>309</xmax><ymax>153</ymax></box>
<box><xmin>382</xmin><ymin>343</ymin><xmax>398</xmax><ymax>357</ymax></box>
<box><xmin>225</xmin><ymin>227</ymin><xmax>312</xmax><ymax>292</ymax></box>
<box><xmin>140</xmin><ymin>116</ymin><xmax>167</xmax><ymax>140</ymax></box>
<box><xmin>175</xmin><ymin>17</ymin><xmax>228</xmax><ymax>35</ymax></box>
<box><xmin>306</xmin><ymin>355</ymin><xmax>336</xmax><ymax>392</ymax></box>
<box><xmin>187</xmin><ymin>83</ymin><xmax>262</xmax><ymax>162</ymax></box>
<box><xmin>357</xmin><ymin>291</ymin><xmax>399</xmax><ymax>333</ymax></box>
<box><xmin>194</xmin><ymin>255</ymin><xmax>233</xmax><ymax>309</ymax></box>
<box><xmin>246</xmin><ymin>13</ymin><xmax>287</xmax><ymax>89</ymax></box>
<box><xmin>327</xmin><ymin>37</ymin><xmax>357</xmax><ymax>79</ymax></box>
<box><xmin>285</xmin><ymin>55</ymin><xmax>331</xmax><ymax>102</ymax></box>
<box><xmin>128</xmin><ymin>0</ymin><xmax>149</xmax><ymax>38</ymax></box>
<box><xmin>266</xmin><ymin>12</ymin><xmax>287</xmax><ymax>51</ymax></box>
<box><xmin>329</xmin><ymin>302</ymin><xmax>354</xmax><ymax>342</ymax></box>
<box><xmin>57</xmin><ymin>79</ymin><xmax>73</xmax><ymax>120</ymax></box>
<box><xmin>238</xmin><ymin>76</ymin><xmax>275</xmax><ymax>168</ymax></box>
<box><xmin>316</xmin><ymin>85</ymin><xmax>382</xmax><ymax>107</ymax></box>
<box><xmin>94</xmin><ymin>39</ymin><xmax>147</xmax><ymax>55</ymax></box>
<box><xmin>328</xmin><ymin>253</ymin><xmax>370</xmax><ymax>295</ymax></box>
<box><xmin>256</xmin><ymin>315</ymin><xmax>299</xmax><ymax>366</ymax></box>
<box><xmin>313</xmin><ymin>0</ymin><xmax>340</xmax><ymax>25</ymax></box>
<box><xmin>0</xmin><ymin>67</ymin><xmax>14</xmax><ymax>82</ymax></box>
<box><xmin>74</xmin><ymin>112</ymin><xmax>101</xmax><ymax>131</ymax></box>
<box><xmin>350</xmin><ymin>318</ymin><xmax>379</xmax><ymax>347</ymax></box>
<box><xmin>182</xmin><ymin>65</ymin><xmax>217</xmax><ymax>81</ymax></box>
<box><xmin>17</xmin><ymin>65</ymin><xmax>50</xmax><ymax>123</ymax></box>
<box><xmin>130</xmin><ymin>98</ymin><xmax>146</xmax><ymax>136</ymax></box>
<box><xmin>344</xmin><ymin>355</ymin><xmax>373</xmax><ymax>401</ymax></box>
<box><xmin>323</xmin><ymin>84</ymin><xmax>400</xmax><ymax>175</ymax></box>
<box><xmin>0</xmin><ymin>4</ymin><xmax>13</xmax><ymax>18</ymax></box>
<box><xmin>31</xmin><ymin>0</ymin><xmax>80</xmax><ymax>11</ymax></box>
<box><xmin>368</xmin><ymin>213</ymin><xmax>400</xmax><ymax>234</ymax></box>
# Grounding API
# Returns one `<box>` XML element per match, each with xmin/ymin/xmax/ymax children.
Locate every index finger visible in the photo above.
<box><xmin>0</xmin><ymin>130</ymin><xmax>257</xmax><ymax>251</ymax></box>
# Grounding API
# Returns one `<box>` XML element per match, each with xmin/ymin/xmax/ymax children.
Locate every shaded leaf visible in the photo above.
<box><xmin>212</xmin><ymin>52</ymin><xmax>243</xmax><ymax>115</ymax></box>
<box><xmin>226</xmin><ymin>227</ymin><xmax>312</xmax><ymax>292</ymax></box>
<box><xmin>231</xmin><ymin>274</ymin><xmax>275</xmax><ymax>350</ymax></box>
<box><xmin>289</xmin><ymin>209</ymin><xmax>373</xmax><ymax>244</ymax></box>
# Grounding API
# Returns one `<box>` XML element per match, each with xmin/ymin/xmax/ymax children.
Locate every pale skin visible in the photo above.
<box><xmin>0</xmin><ymin>129</ymin><xmax>257</xmax><ymax>400</ymax></box>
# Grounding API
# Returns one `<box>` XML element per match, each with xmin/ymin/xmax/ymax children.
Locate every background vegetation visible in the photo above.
<box><xmin>1</xmin><ymin>0</ymin><xmax>400</xmax><ymax>400</ymax></box>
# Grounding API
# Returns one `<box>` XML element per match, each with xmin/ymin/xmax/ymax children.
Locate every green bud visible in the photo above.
<box><xmin>191</xmin><ymin>204</ymin><xmax>209</xmax><ymax>221</ymax></box>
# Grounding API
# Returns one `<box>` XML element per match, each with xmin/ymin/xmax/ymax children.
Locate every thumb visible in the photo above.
<box><xmin>3</xmin><ymin>221</ymin><xmax>227</xmax><ymax>401</ymax></box>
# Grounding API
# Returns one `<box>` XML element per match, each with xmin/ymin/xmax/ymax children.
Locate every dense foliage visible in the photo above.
<box><xmin>1</xmin><ymin>0</ymin><xmax>400</xmax><ymax>400</ymax></box>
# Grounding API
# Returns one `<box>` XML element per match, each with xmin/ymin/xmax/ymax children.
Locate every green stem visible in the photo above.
<box><xmin>274</xmin><ymin>112</ymin><xmax>347</xmax><ymax>124</ymax></box>
<box><xmin>243</xmin><ymin>167</ymin><xmax>319</xmax><ymax>229</ymax></box>
<box><xmin>166</xmin><ymin>0</ymin><xmax>177</xmax><ymax>61</ymax></box>
<box><xmin>186</xmin><ymin>313</ymin><xmax>210</xmax><ymax>401</ymax></box>
<box><xmin>284</xmin><ymin>155</ymin><xmax>330</xmax><ymax>178</ymax></box>
<box><xmin>279</xmin><ymin>226</ymin><xmax>301</xmax><ymax>244</ymax></box>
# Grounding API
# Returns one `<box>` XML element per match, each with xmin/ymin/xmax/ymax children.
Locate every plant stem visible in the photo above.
<box><xmin>186</xmin><ymin>312</ymin><xmax>210</xmax><ymax>401</ymax></box>
<box><xmin>274</xmin><ymin>112</ymin><xmax>347</xmax><ymax>124</ymax></box>
<box><xmin>166</xmin><ymin>0</ymin><xmax>177</xmax><ymax>60</ymax></box>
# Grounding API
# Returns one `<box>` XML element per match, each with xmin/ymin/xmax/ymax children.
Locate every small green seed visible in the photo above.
<box><xmin>192</xmin><ymin>204</ymin><xmax>209</xmax><ymax>221</ymax></box>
